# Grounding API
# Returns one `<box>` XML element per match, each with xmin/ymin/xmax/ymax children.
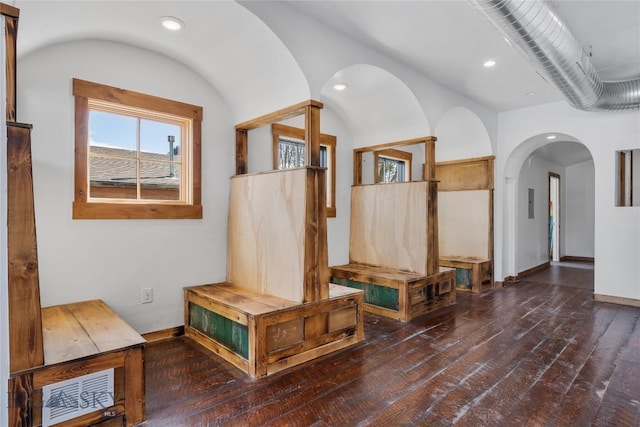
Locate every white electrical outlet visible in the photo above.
<box><xmin>142</xmin><ymin>287</ymin><xmax>153</xmax><ymax>304</ymax></box>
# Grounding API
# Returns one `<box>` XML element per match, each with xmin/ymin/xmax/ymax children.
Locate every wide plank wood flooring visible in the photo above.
<box><xmin>144</xmin><ymin>263</ymin><xmax>640</xmax><ymax>426</ymax></box>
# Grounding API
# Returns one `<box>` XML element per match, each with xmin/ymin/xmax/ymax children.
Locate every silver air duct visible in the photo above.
<box><xmin>468</xmin><ymin>0</ymin><xmax>640</xmax><ymax>111</ymax></box>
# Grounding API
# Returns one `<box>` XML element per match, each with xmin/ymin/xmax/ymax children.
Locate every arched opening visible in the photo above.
<box><xmin>503</xmin><ymin>133</ymin><xmax>595</xmax><ymax>289</ymax></box>
<box><xmin>319</xmin><ymin>64</ymin><xmax>429</xmax><ymax>147</ymax></box>
<box><xmin>434</xmin><ymin>106</ymin><xmax>492</xmax><ymax>161</ymax></box>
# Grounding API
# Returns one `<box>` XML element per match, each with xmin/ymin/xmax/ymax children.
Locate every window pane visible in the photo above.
<box><xmin>89</xmin><ymin>110</ymin><xmax>137</xmax><ymax>157</ymax></box>
<box><xmin>140</xmin><ymin>119</ymin><xmax>182</xmax><ymax>161</ymax></box>
<box><xmin>378</xmin><ymin>157</ymin><xmax>405</xmax><ymax>183</ymax></box>
<box><xmin>140</xmin><ymin>161</ymin><xmax>181</xmax><ymax>200</ymax></box>
<box><xmin>89</xmin><ymin>156</ymin><xmax>137</xmax><ymax>199</ymax></box>
<box><xmin>279</xmin><ymin>138</ymin><xmax>305</xmax><ymax>169</ymax></box>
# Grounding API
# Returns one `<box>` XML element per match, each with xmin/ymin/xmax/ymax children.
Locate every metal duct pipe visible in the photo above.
<box><xmin>468</xmin><ymin>0</ymin><xmax>640</xmax><ymax>111</ymax></box>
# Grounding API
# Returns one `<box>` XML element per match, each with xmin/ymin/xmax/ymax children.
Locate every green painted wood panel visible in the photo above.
<box><xmin>455</xmin><ymin>268</ymin><xmax>473</xmax><ymax>289</ymax></box>
<box><xmin>189</xmin><ymin>303</ymin><xmax>248</xmax><ymax>359</ymax></box>
<box><xmin>331</xmin><ymin>276</ymin><xmax>398</xmax><ymax>311</ymax></box>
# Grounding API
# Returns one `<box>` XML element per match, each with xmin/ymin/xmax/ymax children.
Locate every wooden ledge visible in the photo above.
<box><xmin>235</xmin><ymin>100</ymin><xmax>323</xmax><ymax>131</ymax></box>
<box><xmin>330</xmin><ymin>263</ymin><xmax>426</xmax><ymax>282</ymax></box>
<box><xmin>440</xmin><ymin>256</ymin><xmax>491</xmax><ymax>264</ymax></box>
<box><xmin>185</xmin><ymin>283</ymin><xmax>299</xmax><ymax>316</ymax></box>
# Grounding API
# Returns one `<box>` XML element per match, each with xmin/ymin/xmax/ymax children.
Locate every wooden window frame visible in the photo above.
<box><xmin>72</xmin><ymin>78</ymin><xmax>203</xmax><ymax>219</ymax></box>
<box><xmin>374</xmin><ymin>148</ymin><xmax>412</xmax><ymax>183</ymax></box>
<box><xmin>271</xmin><ymin>123</ymin><xmax>337</xmax><ymax>217</ymax></box>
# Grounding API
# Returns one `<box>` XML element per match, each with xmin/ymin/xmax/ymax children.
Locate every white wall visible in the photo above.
<box><xmin>565</xmin><ymin>159</ymin><xmax>595</xmax><ymax>257</ymax></box>
<box><xmin>497</xmin><ymin>101</ymin><xmax>640</xmax><ymax>301</ymax></box>
<box><xmin>18</xmin><ymin>39</ymin><xmax>234</xmax><ymax>333</ymax></box>
<box><xmin>517</xmin><ymin>155</ymin><xmax>564</xmax><ymax>272</ymax></box>
<box><xmin>435</xmin><ymin>106</ymin><xmax>493</xmax><ymax>161</ymax></box>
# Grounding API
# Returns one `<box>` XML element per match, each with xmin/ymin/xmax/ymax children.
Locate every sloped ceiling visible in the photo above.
<box><xmin>287</xmin><ymin>0</ymin><xmax>640</xmax><ymax>112</ymax></box>
<box><xmin>13</xmin><ymin>0</ymin><xmax>309</xmax><ymax>122</ymax></box>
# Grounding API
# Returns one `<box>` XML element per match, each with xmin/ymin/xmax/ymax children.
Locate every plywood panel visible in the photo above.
<box><xmin>438</xmin><ymin>190</ymin><xmax>491</xmax><ymax>259</ymax></box>
<box><xmin>227</xmin><ymin>168</ymin><xmax>306</xmax><ymax>302</ymax></box>
<box><xmin>349</xmin><ymin>182</ymin><xmax>428</xmax><ymax>274</ymax></box>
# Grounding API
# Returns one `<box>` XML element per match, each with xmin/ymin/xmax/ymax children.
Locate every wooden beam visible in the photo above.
<box><xmin>0</xmin><ymin>3</ymin><xmax>20</xmax><ymax>18</ymax></box>
<box><xmin>7</xmin><ymin>122</ymin><xmax>45</xmax><ymax>373</ymax></box>
<box><xmin>4</xmin><ymin>14</ymin><xmax>18</xmax><ymax>121</ymax></box>
<box><xmin>353</xmin><ymin>136</ymin><xmax>437</xmax><ymax>156</ymax></box>
<box><xmin>235</xmin><ymin>100</ymin><xmax>323</xmax><ymax>131</ymax></box>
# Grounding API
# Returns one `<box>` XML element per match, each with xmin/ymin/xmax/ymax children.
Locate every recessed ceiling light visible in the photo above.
<box><xmin>526</xmin><ymin>91</ymin><xmax>536</xmax><ymax>96</ymax></box>
<box><xmin>546</xmin><ymin>135</ymin><xmax>557</xmax><ymax>140</ymax></box>
<box><xmin>483</xmin><ymin>60</ymin><xmax>496</xmax><ymax>68</ymax></box>
<box><xmin>161</xmin><ymin>16</ymin><xmax>184</xmax><ymax>31</ymax></box>
<box><xmin>333</xmin><ymin>83</ymin><xmax>348</xmax><ymax>91</ymax></box>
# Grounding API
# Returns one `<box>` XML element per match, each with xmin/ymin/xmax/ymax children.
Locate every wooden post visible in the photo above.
<box><xmin>304</xmin><ymin>104</ymin><xmax>321</xmax><ymax>167</ymax></box>
<box><xmin>2</xmin><ymin>3</ymin><xmax>19</xmax><ymax>122</ymax></box>
<box><xmin>124</xmin><ymin>347</ymin><xmax>145</xmax><ymax>426</ymax></box>
<box><xmin>424</xmin><ymin>137</ymin><xmax>438</xmax><ymax>276</ymax></box>
<box><xmin>236</xmin><ymin>128</ymin><xmax>248</xmax><ymax>175</ymax></box>
<box><xmin>353</xmin><ymin>151</ymin><xmax>363</xmax><ymax>185</ymax></box>
<box><xmin>7</xmin><ymin>122</ymin><xmax>45</xmax><ymax>373</ymax></box>
<box><xmin>424</xmin><ymin>136</ymin><xmax>437</xmax><ymax>181</ymax></box>
<box><xmin>8</xmin><ymin>374</ymin><xmax>33</xmax><ymax>427</ymax></box>
<box><xmin>303</xmin><ymin>167</ymin><xmax>330</xmax><ymax>303</ymax></box>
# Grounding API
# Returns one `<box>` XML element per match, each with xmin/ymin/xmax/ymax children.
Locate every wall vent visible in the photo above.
<box><xmin>42</xmin><ymin>368</ymin><xmax>114</xmax><ymax>426</ymax></box>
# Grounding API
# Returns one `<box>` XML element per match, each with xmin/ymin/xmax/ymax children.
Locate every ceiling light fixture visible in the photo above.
<box><xmin>333</xmin><ymin>83</ymin><xmax>348</xmax><ymax>91</ymax></box>
<box><xmin>161</xmin><ymin>16</ymin><xmax>184</xmax><ymax>31</ymax></box>
<box><xmin>546</xmin><ymin>135</ymin><xmax>557</xmax><ymax>140</ymax></box>
<box><xmin>483</xmin><ymin>60</ymin><xmax>496</xmax><ymax>68</ymax></box>
<box><xmin>526</xmin><ymin>91</ymin><xmax>536</xmax><ymax>96</ymax></box>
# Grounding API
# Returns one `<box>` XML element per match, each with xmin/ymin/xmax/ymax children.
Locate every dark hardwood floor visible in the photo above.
<box><xmin>144</xmin><ymin>262</ymin><xmax>640</xmax><ymax>426</ymax></box>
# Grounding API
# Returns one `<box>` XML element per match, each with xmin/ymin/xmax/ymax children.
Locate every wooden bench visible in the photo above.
<box><xmin>184</xmin><ymin>283</ymin><xmax>364</xmax><ymax>378</ymax></box>
<box><xmin>439</xmin><ymin>256</ymin><xmax>493</xmax><ymax>293</ymax></box>
<box><xmin>329</xmin><ymin>264</ymin><xmax>455</xmax><ymax>322</ymax></box>
<box><xmin>9</xmin><ymin>300</ymin><xmax>145</xmax><ymax>427</ymax></box>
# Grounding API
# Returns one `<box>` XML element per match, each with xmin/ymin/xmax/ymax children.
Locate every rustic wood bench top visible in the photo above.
<box><xmin>185</xmin><ymin>282</ymin><xmax>362</xmax><ymax>317</ymax></box>
<box><xmin>185</xmin><ymin>283</ymin><xmax>300</xmax><ymax>316</ymax></box>
<box><xmin>330</xmin><ymin>263</ymin><xmax>426</xmax><ymax>281</ymax></box>
<box><xmin>440</xmin><ymin>255</ymin><xmax>491</xmax><ymax>264</ymax></box>
<box><xmin>41</xmin><ymin>299</ymin><xmax>145</xmax><ymax>366</ymax></box>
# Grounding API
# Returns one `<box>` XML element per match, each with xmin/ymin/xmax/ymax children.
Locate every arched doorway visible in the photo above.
<box><xmin>503</xmin><ymin>133</ymin><xmax>594</xmax><ymax>287</ymax></box>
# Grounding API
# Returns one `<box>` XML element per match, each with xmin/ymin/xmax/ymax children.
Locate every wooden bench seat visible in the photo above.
<box><xmin>329</xmin><ymin>264</ymin><xmax>455</xmax><ymax>322</ymax></box>
<box><xmin>439</xmin><ymin>256</ymin><xmax>493</xmax><ymax>293</ymax></box>
<box><xmin>10</xmin><ymin>299</ymin><xmax>145</xmax><ymax>427</ymax></box>
<box><xmin>184</xmin><ymin>282</ymin><xmax>364</xmax><ymax>378</ymax></box>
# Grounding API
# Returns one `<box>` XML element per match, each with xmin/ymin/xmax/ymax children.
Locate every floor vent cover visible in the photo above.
<box><xmin>42</xmin><ymin>368</ymin><xmax>114</xmax><ymax>426</ymax></box>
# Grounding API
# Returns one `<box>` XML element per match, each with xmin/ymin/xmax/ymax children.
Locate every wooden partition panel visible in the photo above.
<box><xmin>435</xmin><ymin>156</ymin><xmax>494</xmax><ymax>191</ymax></box>
<box><xmin>227</xmin><ymin>168</ymin><xmax>308</xmax><ymax>303</ymax></box>
<box><xmin>7</xmin><ymin>123</ymin><xmax>44</xmax><ymax>373</ymax></box>
<box><xmin>350</xmin><ymin>182</ymin><xmax>429</xmax><ymax>275</ymax></box>
<box><xmin>439</xmin><ymin>190</ymin><xmax>492</xmax><ymax>259</ymax></box>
